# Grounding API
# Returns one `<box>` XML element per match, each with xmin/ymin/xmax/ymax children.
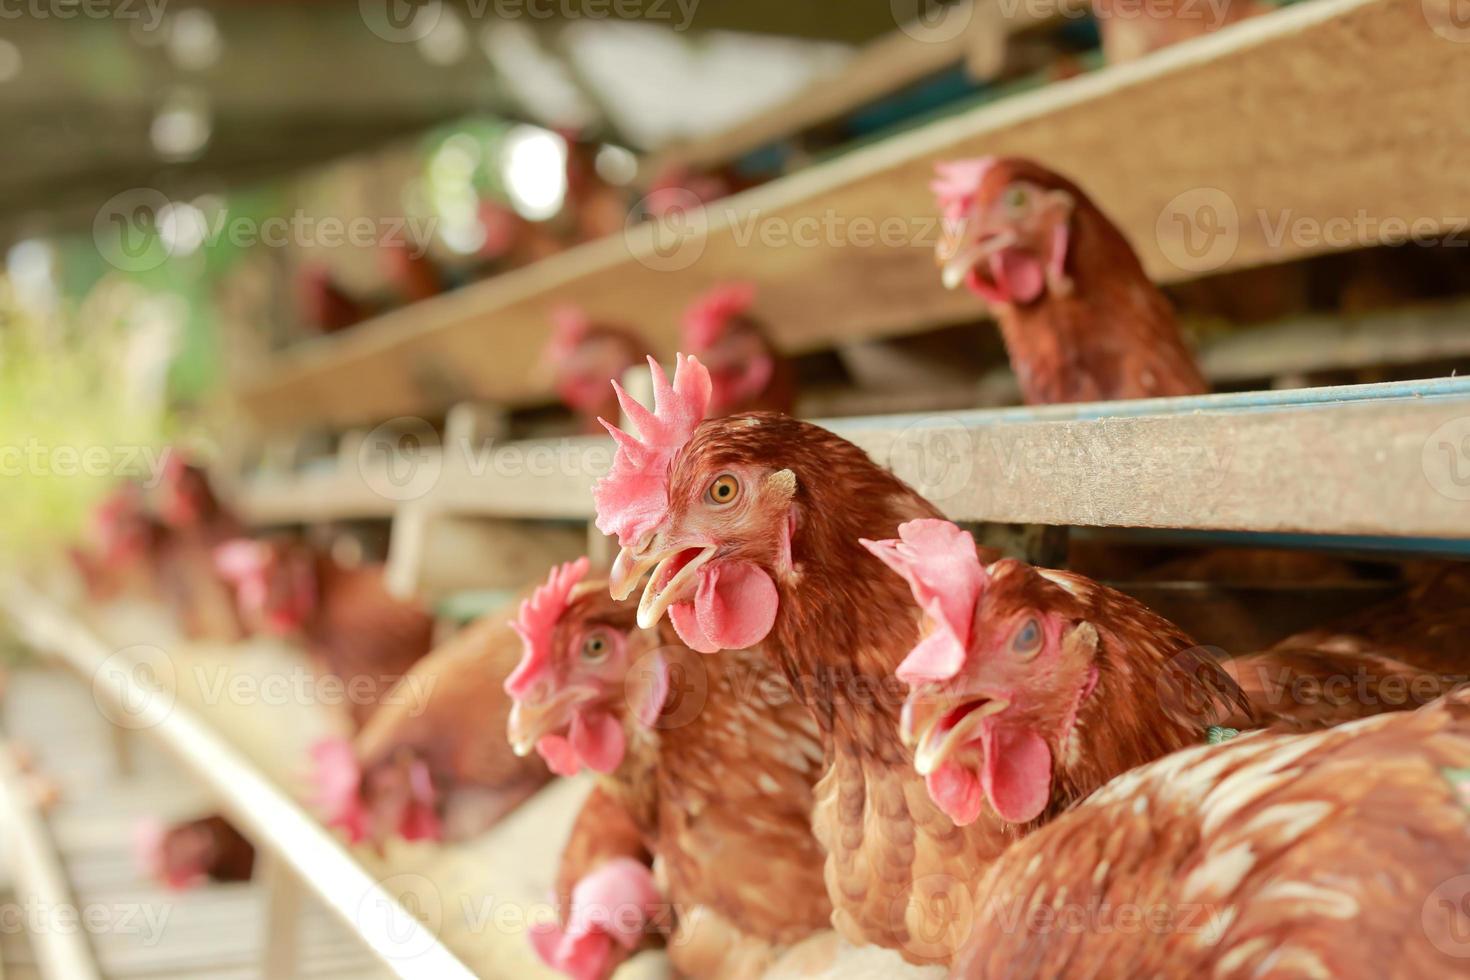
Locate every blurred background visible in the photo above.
<box><xmin>1</xmin><ymin>1</ymin><xmax>1469</xmax><ymax>977</ymax></box>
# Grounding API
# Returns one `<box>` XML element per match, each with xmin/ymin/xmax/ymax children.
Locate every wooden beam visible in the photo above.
<box><xmin>0</xmin><ymin>584</ymin><xmax>479</xmax><ymax>980</ymax></box>
<box><xmin>0</xmin><ymin>736</ymin><xmax>103</xmax><ymax>980</ymax></box>
<box><xmin>645</xmin><ymin>0</ymin><xmax>1083</xmax><ymax>177</ymax></box>
<box><xmin>235</xmin><ymin>377</ymin><xmax>1470</xmax><ymax>539</ymax></box>
<box><xmin>234</xmin><ymin>0</ymin><xmax>1470</xmax><ymax>431</ymax></box>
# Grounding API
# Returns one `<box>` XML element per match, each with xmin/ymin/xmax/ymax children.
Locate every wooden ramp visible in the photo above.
<box><xmin>0</xmin><ymin>666</ymin><xmax>394</xmax><ymax>980</ymax></box>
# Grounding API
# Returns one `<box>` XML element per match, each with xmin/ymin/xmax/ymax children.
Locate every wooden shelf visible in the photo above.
<box><xmin>234</xmin><ymin>0</ymin><xmax>1470</xmax><ymax>432</ymax></box>
<box><xmin>644</xmin><ymin>0</ymin><xmax>1083</xmax><ymax>177</ymax></box>
<box><xmin>237</xmin><ymin>377</ymin><xmax>1470</xmax><ymax>541</ymax></box>
<box><xmin>0</xmin><ymin>581</ymin><xmax>479</xmax><ymax>980</ymax></box>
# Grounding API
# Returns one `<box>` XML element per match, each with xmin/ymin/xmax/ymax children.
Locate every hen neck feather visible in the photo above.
<box><xmin>996</xmin><ymin>204</ymin><xmax>1199</xmax><ymax>403</ymax></box>
<box><xmin>1044</xmin><ymin>574</ymin><xmax>1246</xmax><ymax>817</ymax></box>
<box><xmin>772</xmin><ymin>440</ymin><xmax>942</xmax><ymax>740</ymax></box>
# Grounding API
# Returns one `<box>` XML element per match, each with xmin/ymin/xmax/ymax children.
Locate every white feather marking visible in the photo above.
<box><xmin>1255</xmin><ymin>881</ymin><xmax>1359</xmax><ymax>919</ymax></box>
<box><xmin>1269</xmin><ymin>948</ymin><xmax>1333</xmax><ymax>979</ymax></box>
<box><xmin>1035</xmin><ymin>568</ymin><xmax>1085</xmax><ymax>597</ymax></box>
<box><xmin>1091</xmin><ymin>859</ymin><xmax>1110</xmax><ymax>888</ymax></box>
<box><xmin>1195</xmin><ymin>904</ymin><xmax>1236</xmax><ymax>947</ymax></box>
<box><xmin>1239</xmin><ymin>801</ymin><xmax>1332</xmax><ymax>844</ymax></box>
<box><xmin>1198</xmin><ymin>768</ymin><xmax>1298</xmax><ymax>837</ymax></box>
<box><xmin>1182</xmin><ymin>842</ymin><xmax>1255</xmax><ymax>902</ymax></box>
<box><xmin>1213</xmin><ymin>936</ymin><xmax>1270</xmax><ymax>977</ymax></box>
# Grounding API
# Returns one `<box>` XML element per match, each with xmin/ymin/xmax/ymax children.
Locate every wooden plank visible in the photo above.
<box><xmin>233</xmin><ymin>0</ymin><xmax>1470</xmax><ymax>431</ymax></box>
<box><xmin>0</xmin><ymin>739</ymin><xmax>102</xmax><ymax>980</ymax></box>
<box><xmin>235</xmin><ymin>377</ymin><xmax>1470</xmax><ymax>538</ymax></box>
<box><xmin>0</xmin><ymin>590</ymin><xmax>478</xmax><ymax>980</ymax></box>
<box><xmin>1196</xmin><ymin>298</ymin><xmax>1470</xmax><ymax>383</ymax></box>
<box><xmin>645</xmin><ymin>0</ymin><xmax>1082</xmax><ymax>177</ymax></box>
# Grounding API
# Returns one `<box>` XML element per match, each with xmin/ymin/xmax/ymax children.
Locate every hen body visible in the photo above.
<box><xmin>355</xmin><ymin>611</ymin><xmax>550</xmax><ymax>838</ymax></box>
<box><xmin>539</xmin><ymin>579</ymin><xmax>832</xmax><ymax>977</ymax></box>
<box><xmin>954</xmin><ymin>691</ymin><xmax>1470</xmax><ymax>978</ymax></box>
<box><xmin>593</xmin><ymin>634</ymin><xmax>831</xmax><ymax>977</ymax></box>
<box><xmin>305</xmin><ymin>555</ymin><xmax>436</xmax><ymax>730</ymax></box>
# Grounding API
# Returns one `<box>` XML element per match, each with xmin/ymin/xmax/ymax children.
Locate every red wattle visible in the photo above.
<box><xmin>980</xmin><ymin>722</ymin><xmax>1052</xmax><ymax>824</ymax></box>
<box><xmin>693</xmin><ymin>561</ymin><xmax>778</xmax><ymax>650</ymax></box>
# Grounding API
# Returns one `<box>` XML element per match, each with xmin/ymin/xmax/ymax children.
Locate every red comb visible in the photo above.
<box><xmin>547</xmin><ymin>305</ymin><xmax>593</xmax><ymax>361</ymax></box>
<box><xmin>931</xmin><ymin>157</ymin><xmax>998</xmax><ymax>221</ymax></box>
<box><xmin>505</xmin><ymin>557</ymin><xmax>592</xmax><ymax>698</ymax></box>
<box><xmin>309</xmin><ymin>737</ymin><xmax>368</xmax><ymax>844</ymax></box>
<box><xmin>682</xmin><ymin>282</ymin><xmax>756</xmax><ymax>351</ymax></box>
<box><xmin>860</xmin><ymin>519</ymin><xmax>987</xmax><ymax>685</ymax></box>
<box><xmin>592</xmin><ymin>355</ymin><xmax>712</xmax><ymax>547</ymax></box>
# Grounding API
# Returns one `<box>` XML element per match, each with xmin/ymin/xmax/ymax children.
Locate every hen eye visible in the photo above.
<box><xmin>1005</xmin><ymin>187</ymin><xmax>1028</xmax><ymax>210</ymax></box>
<box><xmin>707</xmin><ymin>474</ymin><xmax>740</xmax><ymax>506</ymax></box>
<box><xmin>1013</xmin><ymin>618</ymin><xmax>1042</xmax><ymax>659</ymax></box>
<box><xmin>581</xmin><ymin>632</ymin><xmax>611</xmax><ymax>663</ymax></box>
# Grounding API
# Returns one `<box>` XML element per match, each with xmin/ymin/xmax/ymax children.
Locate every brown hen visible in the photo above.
<box><xmin>214</xmin><ymin>536</ymin><xmax>434</xmax><ymax>730</ymax></box>
<box><xmin>506</xmin><ymin>559</ymin><xmax>831</xmax><ymax>978</ymax></box>
<box><xmin>954</xmin><ymin>695</ymin><xmax>1470</xmax><ymax>978</ymax></box>
<box><xmin>933</xmin><ymin>157</ymin><xmax>1208</xmax><ymax>404</ymax></box>
<box><xmin>322</xmin><ymin>609</ymin><xmax>554</xmax><ymax>843</ymax></box>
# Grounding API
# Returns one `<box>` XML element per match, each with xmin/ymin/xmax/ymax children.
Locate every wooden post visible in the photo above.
<box><xmin>109</xmin><ymin>722</ymin><xmax>135</xmax><ymax>778</ymax></box>
<box><xmin>259</xmin><ymin>851</ymin><xmax>303</xmax><ymax>980</ymax></box>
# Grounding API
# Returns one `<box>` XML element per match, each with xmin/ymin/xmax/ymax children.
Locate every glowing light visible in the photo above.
<box><xmin>151</xmin><ymin>89</ymin><xmax>211</xmax><ymax>161</ymax></box>
<box><xmin>0</xmin><ymin>40</ymin><xmax>21</xmax><ymax>83</ymax></box>
<box><xmin>418</xmin><ymin>5</ymin><xmax>468</xmax><ymax>66</ymax></box>
<box><xmin>157</xmin><ymin>202</ymin><xmax>207</xmax><ymax>256</ymax></box>
<box><xmin>167</xmin><ymin>9</ymin><xmax>222</xmax><ymax>70</ymax></box>
<box><xmin>595</xmin><ymin>144</ymin><xmax>639</xmax><ymax>186</ymax></box>
<box><xmin>7</xmin><ymin>240</ymin><xmax>57</xmax><ymax>315</ymax></box>
<box><xmin>501</xmin><ymin>126</ymin><xmax>567</xmax><ymax>222</ymax></box>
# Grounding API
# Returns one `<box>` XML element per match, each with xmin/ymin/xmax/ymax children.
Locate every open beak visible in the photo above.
<box><xmin>936</xmin><ymin>227</ymin><xmax>1016</xmax><ymax>291</ymax></box>
<box><xmin>507</xmin><ymin>685</ymin><xmax>598</xmax><ymax>756</ymax></box>
<box><xmin>900</xmin><ymin>687</ymin><xmax>1010</xmax><ymax>776</ymax></box>
<box><xmin>609</xmin><ymin>541</ymin><xmax>719</xmax><ymax>629</ymax></box>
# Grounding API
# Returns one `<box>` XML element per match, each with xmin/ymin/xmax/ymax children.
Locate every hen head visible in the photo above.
<box><xmin>546</xmin><ymin>306</ymin><xmax>645</xmax><ymax>425</ymax></box>
<box><xmin>869</xmin><ymin>518</ymin><xmax>1248</xmax><ymax>829</ymax></box>
<box><xmin>213</xmin><ymin>538</ymin><xmax>317</xmax><ymax>635</ymax></box>
<box><xmin>863</xmin><ymin>520</ymin><xmax>1099</xmax><ymax>827</ymax></box>
<box><xmin>504</xmin><ymin>558</ymin><xmax>669</xmax><ymax>776</ymax></box>
<box><xmin>134</xmin><ymin>818</ymin><xmax>212</xmax><ymax>891</ymax></box>
<box><xmin>932</xmin><ymin>156</ymin><xmax>1077</xmax><ymax>307</ymax></box>
<box><xmin>93</xmin><ymin>483</ymin><xmax>153</xmax><ymax>566</ymax></box>
<box><xmin>680</xmin><ymin>282</ymin><xmax>774</xmax><ymax>416</ymax></box>
<box><xmin>598</xmin><ymin>356</ymin><xmax>906</xmax><ymax>655</ymax></box>
<box><xmin>308</xmin><ymin>737</ymin><xmax>442</xmax><ymax>845</ymax></box>
<box><xmin>157</xmin><ymin>453</ymin><xmax>219</xmax><ymax>528</ymax></box>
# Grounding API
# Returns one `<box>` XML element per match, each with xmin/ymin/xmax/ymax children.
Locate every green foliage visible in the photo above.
<box><xmin>0</xmin><ymin>279</ymin><xmax>174</xmax><ymax>558</ymax></box>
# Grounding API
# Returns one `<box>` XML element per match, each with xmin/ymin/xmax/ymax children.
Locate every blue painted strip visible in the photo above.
<box><xmin>827</xmin><ymin>376</ymin><xmax>1470</xmax><ymax>432</ymax></box>
<box><xmin>1081</xmin><ymin>527</ymin><xmax>1470</xmax><ymax>558</ymax></box>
